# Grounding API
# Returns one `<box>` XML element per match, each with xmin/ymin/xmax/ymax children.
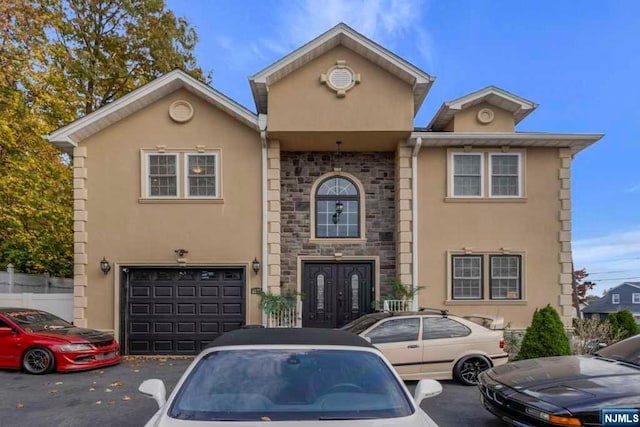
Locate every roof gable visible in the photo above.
<box><xmin>427</xmin><ymin>86</ymin><xmax>538</xmax><ymax>131</ymax></box>
<box><xmin>249</xmin><ymin>23</ymin><xmax>434</xmax><ymax>116</ymax></box>
<box><xmin>47</xmin><ymin>69</ymin><xmax>259</xmax><ymax>152</ymax></box>
<box><xmin>582</xmin><ymin>282</ymin><xmax>640</xmax><ymax>313</ymax></box>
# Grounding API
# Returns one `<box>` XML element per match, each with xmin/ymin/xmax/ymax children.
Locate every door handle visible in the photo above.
<box><xmin>407</xmin><ymin>344</ymin><xmax>419</xmax><ymax>349</ymax></box>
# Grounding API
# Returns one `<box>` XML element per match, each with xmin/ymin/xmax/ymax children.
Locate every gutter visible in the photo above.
<box><xmin>411</xmin><ymin>137</ymin><xmax>422</xmax><ymax>311</ymax></box>
<box><xmin>259</xmin><ymin>114</ymin><xmax>268</xmax><ymax>326</ymax></box>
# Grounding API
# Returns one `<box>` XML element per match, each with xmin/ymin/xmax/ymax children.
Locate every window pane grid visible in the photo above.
<box><xmin>452</xmin><ymin>256</ymin><xmax>482</xmax><ymax>299</ymax></box>
<box><xmin>187</xmin><ymin>155</ymin><xmax>216</xmax><ymax>197</ymax></box>
<box><xmin>149</xmin><ymin>154</ymin><xmax>177</xmax><ymax>196</ymax></box>
<box><xmin>490</xmin><ymin>256</ymin><xmax>520</xmax><ymax>299</ymax></box>
<box><xmin>315</xmin><ymin>176</ymin><xmax>360</xmax><ymax>238</ymax></box>
<box><xmin>453</xmin><ymin>155</ymin><xmax>482</xmax><ymax>196</ymax></box>
<box><xmin>491</xmin><ymin>155</ymin><xmax>519</xmax><ymax>196</ymax></box>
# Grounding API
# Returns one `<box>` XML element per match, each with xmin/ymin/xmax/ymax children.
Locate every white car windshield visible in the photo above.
<box><xmin>169</xmin><ymin>349</ymin><xmax>414</xmax><ymax>421</ymax></box>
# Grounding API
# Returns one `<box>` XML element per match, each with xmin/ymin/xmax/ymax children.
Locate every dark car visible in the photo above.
<box><xmin>478</xmin><ymin>334</ymin><xmax>640</xmax><ymax>427</ymax></box>
<box><xmin>0</xmin><ymin>307</ymin><xmax>120</xmax><ymax>374</ymax></box>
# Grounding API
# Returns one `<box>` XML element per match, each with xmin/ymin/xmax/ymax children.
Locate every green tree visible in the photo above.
<box><xmin>0</xmin><ymin>0</ymin><xmax>208</xmax><ymax>276</ymax></box>
<box><xmin>516</xmin><ymin>305</ymin><xmax>571</xmax><ymax>360</ymax></box>
<box><xmin>608</xmin><ymin>310</ymin><xmax>640</xmax><ymax>340</ymax></box>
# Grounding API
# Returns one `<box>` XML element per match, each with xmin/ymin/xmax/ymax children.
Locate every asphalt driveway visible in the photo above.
<box><xmin>0</xmin><ymin>358</ymin><xmax>505</xmax><ymax>427</ymax></box>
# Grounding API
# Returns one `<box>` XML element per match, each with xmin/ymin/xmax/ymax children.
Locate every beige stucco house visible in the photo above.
<box><xmin>47</xmin><ymin>24</ymin><xmax>602</xmax><ymax>355</ymax></box>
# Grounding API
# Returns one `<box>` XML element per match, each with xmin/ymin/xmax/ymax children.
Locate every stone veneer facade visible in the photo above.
<box><xmin>279</xmin><ymin>151</ymin><xmax>396</xmax><ymax>294</ymax></box>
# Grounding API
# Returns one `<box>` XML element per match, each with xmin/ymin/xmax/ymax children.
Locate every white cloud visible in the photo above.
<box><xmin>573</xmin><ymin>228</ymin><xmax>640</xmax><ymax>295</ymax></box>
<box><xmin>624</xmin><ymin>183</ymin><xmax>640</xmax><ymax>193</ymax></box>
<box><xmin>271</xmin><ymin>0</ymin><xmax>435</xmax><ymax>69</ymax></box>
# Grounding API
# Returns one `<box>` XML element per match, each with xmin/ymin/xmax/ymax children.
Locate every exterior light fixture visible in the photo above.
<box><xmin>252</xmin><ymin>257</ymin><xmax>261</xmax><ymax>274</ymax></box>
<box><xmin>335</xmin><ymin>200</ymin><xmax>344</xmax><ymax>215</ymax></box>
<box><xmin>100</xmin><ymin>257</ymin><xmax>111</xmax><ymax>275</ymax></box>
<box><xmin>174</xmin><ymin>249</ymin><xmax>189</xmax><ymax>257</ymax></box>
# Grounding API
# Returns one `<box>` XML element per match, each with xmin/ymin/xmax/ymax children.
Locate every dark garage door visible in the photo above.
<box><xmin>122</xmin><ymin>267</ymin><xmax>245</xmax><ymax>355</ymax></box>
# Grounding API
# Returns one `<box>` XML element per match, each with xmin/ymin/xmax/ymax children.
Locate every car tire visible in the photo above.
<box><xmin>453</xmin><ymin>355</ymin><xmax>491</xmax><ymax>386</ymax></box>
<box><xmin>22</xmin><ymin>346</ymin><xmax>56</xmax><ymax>374</ymax></box>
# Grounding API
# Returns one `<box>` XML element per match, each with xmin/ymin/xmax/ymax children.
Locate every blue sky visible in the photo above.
<box><xmin>167</xmin><ymin>0</ymin><xmax>640</xmax><ymax>295</ymax></box>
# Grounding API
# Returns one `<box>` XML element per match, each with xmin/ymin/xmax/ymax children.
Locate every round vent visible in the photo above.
<box><xmin>329</xmin><ymin>68</ymin><xmax>354</xmax><ymax>90</ymax></box>
<box><xmin>477</xmin><ymin>108</ymin><xmax>495</xmax><ymax>124</ymax></box>
<box><xmin>169</xmin><ymin>100</ymin><xmax>194</xmax><ymax>123</ymax></box>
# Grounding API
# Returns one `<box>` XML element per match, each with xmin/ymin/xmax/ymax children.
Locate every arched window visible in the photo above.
<box><xmin>315</xmin><ymin>176</ymin><xmax>360</xmax><ymax>238</ymax></box>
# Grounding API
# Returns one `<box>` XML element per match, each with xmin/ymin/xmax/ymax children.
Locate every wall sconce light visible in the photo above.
<box><xmin>252</xmin><ymin>257</ymin><xmax>261</xmax><ymax>274</ymax></box>
<box><xmin>174</xmin><ymin>249</ymin><xmax>189</xmax><ymax>257</ymax></box>
<box><xmin>100</xmin><ymin>257</ymin><xmax>111</xmax><ymax>275</ymax></box>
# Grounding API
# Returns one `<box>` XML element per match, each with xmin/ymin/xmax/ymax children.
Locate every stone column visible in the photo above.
<box><xmin>73</xmin><ymin>146</ymin><xmax>89</xmax><ymax>327</ymax></box>
<box><xmin>558</xmin><ymin>148</ymin><xmax>574</xmax><ymax>325</ymax></box>
<box><xmin>395</xmin><ymin>142</ymin><xmax>413</xmax><ymax>290</ymax></box>
<box><xmin>266</xmin><ymin>140</ymin><xmax>281</xmax><ymax>295</ymax></box>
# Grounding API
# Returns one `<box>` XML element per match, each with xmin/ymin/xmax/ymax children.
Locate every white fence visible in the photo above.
<box><xmin>266</xmin><ymin>300</ymin><xmax>302</xmax><ymax>328</ymax></box>
<box><xmin>383</xmin><ymin>300</ymin><xmax>414</xmax><ymax>312</ymax></box>
<box><xmin>0</xmin><ymin>293</ymin><xmax>73</xmax><ymax>322</ymax></box>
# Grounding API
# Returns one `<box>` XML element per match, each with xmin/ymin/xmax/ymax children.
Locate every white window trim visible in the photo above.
<box><xmin>489</xmin><ymin>152</ymin><xmax>522</xmax><ymax>198</ymax></box>
<box><xmin>184</xmin><ymin>153</ymin><xmax>219</xmax><ymax>199</ymax></box>
<box><xmin>451</xmin><ymin>153</ymin><xmax>484</xmax><ymax>198</ymax></box>
<box><xmin>489</xmin><ymin>255</ymin><xmax>521</xmax><ymax>300</ymax></box>
<box><xmin>451</xmin><ymin>255</ymin><xmax>483</xmax><ymax>300</ymax></box>
<box><xmin>632</xmin><ymin>293</ymin><xmax>640</xmax><ymax>304</ymax></box>
<box><xmin>145</xmin><ymin>152</ymin><xmax>179</xmax><ymax>198</ymax></box>
<box><xmin>612</xmin><ymin>293</ymin><xmax>620</xmax><ymax>304</ymax></box>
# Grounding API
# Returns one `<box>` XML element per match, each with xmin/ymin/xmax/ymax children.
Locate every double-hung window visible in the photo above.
<box><xmin>452</xmin><ymin>153</ymin><xmax>483</xmax><ymax>197</ymax></box>
<box><xmin>490</xmin><ymin>255</ymin><xmax>521</xmax><ymax>299</ymax></box>
<box><xmin>147</xmin><ymin>153</ymin><xmax>178</xmax><ymax>197</ymax></box>
<box><xmin>612</xmin><ymin>294</ymin><xmax>620</xmax><ymax>304</ymax></box>
<box><xmin>143</xmin><ymin>151</ymin><xmax>219</xmax><ymax>199</ymax></box>
<box><xmin>633</xmin><ymin>293</ymin><xmax>640</xmax><ymax>304</ymax></box>
<box><xmin>452</xmin><ymin>255</ymin><xmax>483</xmax><ymax>300</ymax></box>
<box><xmin>490</xmin><ymin>154</ymin><xmax>521</xmax><ymax>197</ymax></box>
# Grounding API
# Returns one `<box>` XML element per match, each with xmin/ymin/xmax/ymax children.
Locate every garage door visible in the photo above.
<box><xmin>122</xmin><ymin>267</ymin><xmax>245</xmax><ymax>355</ymax></box>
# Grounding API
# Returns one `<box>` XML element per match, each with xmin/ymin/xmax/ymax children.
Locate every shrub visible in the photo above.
<box><xmin>571</xmin><ymin>316</ymin><xmax>621</xmax><ymax>355</ymax></box>
<box><xmin>608</xmin><ymin>310</ymin><xmax>640</xmax><ymax>340</ymax></box>
<box><xmin>516</xmin><ymin>305</ymin><xmax>571</xmax><ymax>360</ymax></box>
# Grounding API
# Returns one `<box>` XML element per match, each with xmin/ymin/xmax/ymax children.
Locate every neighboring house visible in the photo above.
<box><xmin>46</xmin><ymin>23</ymin><xmax>603</xmax><ymax>355</ymax></box>
<box><xmin>582</xmin><ymin>282</ymin><xmax>640</xmax><ymax>324</ymax></box>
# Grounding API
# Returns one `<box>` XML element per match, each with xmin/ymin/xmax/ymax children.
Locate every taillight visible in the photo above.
<box><xmin>499</xmin><ymin>339</ymin><xmax>505</xmax><ymax>349</ymax></box>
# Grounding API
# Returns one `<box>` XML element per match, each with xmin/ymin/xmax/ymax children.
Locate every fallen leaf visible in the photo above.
<box><xmin>108</xmin><ymin>400</ymin><xmax>116</xmax><ymax>405</ymax></box>
<box><xmin>122</xmin><ymin>396</ymin><xmax>131</xmax><ymax>401</ymax></box>
<box><xmin>109</xmin><ymin>381</ymin><xmax>123</xmax><ymax>387</ymax></box>
<box><xmin>55</xmin><ymin>381</ymin><xmax>63</xmax><ymax>385</ymax></box>
<box><xmin>104</xmin><ymin>388</ymin><xmax>112</xmax><ymax>392</ymax></box>
<box><xmin>16</xmin><ymin>403</ymin><xmax>24</xmax><ymax>408</ymax></box>
<box><xmin>95</xmin><ymin>401</ymin><xmax>102</xmax><ymax>405</ymax></box>
<box><xmin>49</xmin><ymin>390</ymin><xmax>58</xmax><ymax>394</ymax></box>
<box><xmin>99</xmin><ymin>371</ymin><xmax>104</xmax><ymax>374</ymax></box>
<box><xmin>133</xmin><ymin>370</ymin><xmax>139</xmax><ymax>373</ymax></box>
<box><xmin>89</xmin><ymin>388</ymin><xmax>95</xmax><ymax>391</ymax></box>
<box><xmin>93</xmin><ymin>381</ymin><xmax>97</xmax><ymax>384</ymax></box>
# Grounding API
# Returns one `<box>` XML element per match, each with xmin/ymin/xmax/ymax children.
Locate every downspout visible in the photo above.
<box><xmin>259</xmin><ymin>114</ymin><xmax>268</xmax><ymax>325</ymax></box>
<box><xmin>411</xmin><ymin>137</ymin><xmax>422</xmax><ymax>311</ymax></box>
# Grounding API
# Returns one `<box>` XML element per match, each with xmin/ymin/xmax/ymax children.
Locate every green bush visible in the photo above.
<box><xmin>516</xmin><ymin>305</ymin><xmax>571</xmax><ymax>360</ymax></box>
<box><xmin>608</xmin><ymin>310</ymin><xmax>640</xmax><ymax>340</ymax></box>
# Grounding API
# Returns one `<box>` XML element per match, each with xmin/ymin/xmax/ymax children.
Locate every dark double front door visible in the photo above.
<box><xmin>302</xmin><ymin>262</ymin><xmax>374</xmax><ymax>328</ymax></box>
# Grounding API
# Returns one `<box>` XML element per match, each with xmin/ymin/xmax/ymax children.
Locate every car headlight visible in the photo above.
<box><xmin>525</xmin><ymin>407</ymin><xmax>582</xmax><ymax>426</ymax></box>
<box><xmin>57</xmin><ymin>343</ymin><xmax>93</xmax><ymax>352</ymax></box>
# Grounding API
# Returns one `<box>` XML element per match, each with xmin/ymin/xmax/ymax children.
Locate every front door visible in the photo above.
<box><xmin>302</xmin><ymin>262</ymin><xmax>374</xmax><ymax>328</ymax></box>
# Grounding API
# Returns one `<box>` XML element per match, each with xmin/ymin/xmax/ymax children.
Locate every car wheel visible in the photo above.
<box><xmin>453</xmin><ymin>356</ymin><xmax>491</xmax><ymax>386</ymax></box>
<box><xmin>22</xmin><ymin>347</ymin><xmax>56</xmax><ymax>374</ymax></box>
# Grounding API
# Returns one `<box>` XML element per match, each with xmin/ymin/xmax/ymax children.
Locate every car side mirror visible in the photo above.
<box><xmin>0</xmin><ymin>327</ymin><xmax>14</xmax><ymax>336</ymax></box>
<box><xmin>414</xmin><ymin>379</ymin><xmax>442</xmax><ymax>405</ymax></box>
<box><xmin>139</xmin><ymin>379</ymin><xmax>167</xmax><ymax>409</ymax></box>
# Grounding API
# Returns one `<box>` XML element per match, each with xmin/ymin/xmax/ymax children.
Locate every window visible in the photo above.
<box><xmin>147</xmin><ymin>153</ymin><xmax>178</xmax><ymax>197</ymax></box>
<box><xmin>315</xmin><ymin>176</ymin><xmax>360</xmax><ymax>238</ymax></box>
<box><xmin>490</xmin><ymin>255</ymin><xmax>521</xmax><ymax>299</ymax></box>
<box><xmin>143</xmin><ymin>151</ymin><xmax>220</xmax><ymax>199</ymax></box>
<box><xmin>365</xmin><ymin>318</ymin><xmax>419</xmax><ymax>344</ymax></box>
<box><xmin>422</xmin><ymin>317</ymin><xmax>471</xmax><ymax>340</ymax></box>
<box><xmin>452</xmin><ymin>255</ymin><xmax>483</xmax><ymax>300</ymax></box>
<box><xmin>633</xmin><ymin>293</ymin><xmax>640</xmax><ymax>304</ymax></box>
<box><xmin>452</xmin><ymin>153</ymin><xmax>483</xmax><ymax>197</ymax></box>
<box><xmin>351</xmin><ymin>274</ymin><xmax>359</xmax><ymax>310</ymax></box>
<box><xmin>316</xmin><ymin>274</ymin><xmax>325</xmax><ymax>311</ymax></box>
<box><xmin>186</xmin><ymin>154</ymin><xmax>217</xmax><ymax>197</ymax></box>
<box><xmin>449</xmin><ymin>150</ymin><xmax>524</xmax><ymax>198</ymax></box>
<box><xmin>490</xmin><ymin>154</ymin><xmax>521</xmax><ymax>197</ymax></box>
<box><xmin>612</xmin><ymin>294</ymin><xmax>620</xmax><ymax>304</ymax></box>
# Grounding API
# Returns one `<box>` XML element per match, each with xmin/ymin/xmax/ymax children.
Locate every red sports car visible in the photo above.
<box><xmin>0</xmin><ymin>307</ymin><xmax>120</xmax><ymax>374</ymax></box>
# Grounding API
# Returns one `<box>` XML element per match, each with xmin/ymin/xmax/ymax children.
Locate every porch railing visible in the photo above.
<box><xmin>383</xmin><ymin>299</ymin><xmax>414</xmax><ymax>312</ymax></box>
<box><xmin>266</xmin><ymin>299</ymin><xmax>302</xmax><ymax>328</ymax></box>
